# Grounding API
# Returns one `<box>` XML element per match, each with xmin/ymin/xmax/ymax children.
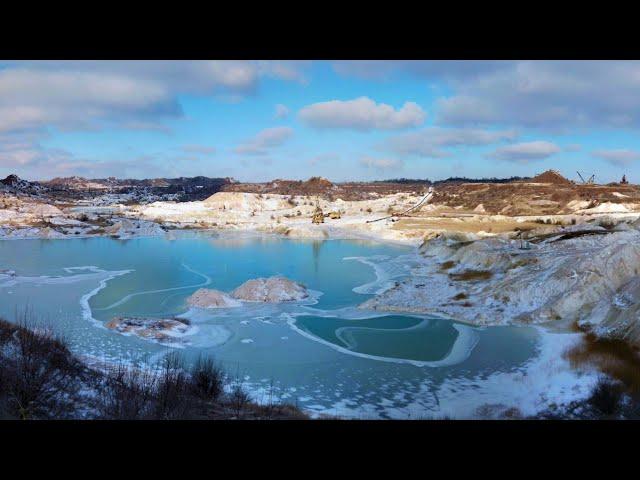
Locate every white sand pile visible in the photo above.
<box><xmin>104</xmin><ymin>219</ymin><xmax>165</xmax><ymax>238</ymax></box>
<box><xmin>186</xmin><ymin>288</ymin><xmax>241</xmax><ymax>308</ymax></box>
<box><xmin>231</xmin><ymin>276</ymin><xmax>309</xmax><ymax>302</ymax></box>
<box><xmin>23</xmin><ymin>204</ymin><xmax>64</xmax><ymax>217</ymax></box>
<box><xmin>580</xmin><ymin>202</ymin><xmax>632</xmax><ymax>214</ymax></box>
<box><xmin>203</xmin><ymin>192</ymin><xmax>289</xmax><ymax>211</ymax></box>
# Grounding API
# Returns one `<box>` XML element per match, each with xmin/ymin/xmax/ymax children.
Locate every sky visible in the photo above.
<box><xmin>2</xmin><ymin>60</ymin><xmax>640</xmax><ymax>183</ymax></box>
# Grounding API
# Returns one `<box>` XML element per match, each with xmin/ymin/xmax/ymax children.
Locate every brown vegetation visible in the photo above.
<box><xmin>449</xmin><ymin>270</ymin><xmax>493</xmax><ymax>281</ymax></box>
<box><xmin>0</xmin><ymin>319</ymin><xmax>307</xmax><ymax>420</ymax></box>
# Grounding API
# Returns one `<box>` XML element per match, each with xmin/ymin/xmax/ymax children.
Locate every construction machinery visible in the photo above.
<box><xmin>311</xmin><ymin>197</ymin><xmax>325</xmax><ymax>224</ymax></box>
<box><xmin>312</xmin><ymin>207</ymin><xmax>324</xmax><ymax>224</ymax></box>
<box><xmin>367</xmin><ymin>187</ymin><xmax>434</xmax><ymax>224</ymax></box>
<box><xmin>576</xmin><ymin>171</ymin><xmax>595</xmax><ymax>184</ymax></box>
<box><xmin>327</xmin><ymin>211</ymin><xmax>341</xmax><ymax>220</ymax></box>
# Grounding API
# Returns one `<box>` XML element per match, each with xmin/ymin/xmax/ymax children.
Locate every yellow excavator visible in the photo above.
<box><xmin>312</xmin><ymin>198</ymin><xmax>324</xmax><ymax>224</ymax></box>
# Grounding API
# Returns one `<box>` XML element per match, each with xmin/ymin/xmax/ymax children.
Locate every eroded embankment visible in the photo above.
<box><xmin>362</xmin><ymin>221</ymin><xmax>640</xmax><ymax>348</ymax></box>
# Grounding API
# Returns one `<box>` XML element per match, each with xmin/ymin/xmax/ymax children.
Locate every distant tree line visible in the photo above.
<box><xmin>375</xmin><ymin>176</ymin><xmax>531</xmax><ymax>185</ymax></box>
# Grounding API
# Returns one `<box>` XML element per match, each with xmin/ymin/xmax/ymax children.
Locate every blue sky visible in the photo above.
<box><xmin>2</xmin><ymin>60</ymin><xmax>640</xmax><ymax>183</ymax></box>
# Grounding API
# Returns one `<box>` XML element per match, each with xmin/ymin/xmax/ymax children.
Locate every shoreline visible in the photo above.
<box><xmin>5</xmin><ymin>189</ymin><xmax>640</xmax><ymax>348</ymax></box>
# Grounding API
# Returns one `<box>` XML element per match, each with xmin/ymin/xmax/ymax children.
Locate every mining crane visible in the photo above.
<box><xmin>576</xmin><ymin>171</ymin><xmax>595</xmax><ymax>184</ymax></box>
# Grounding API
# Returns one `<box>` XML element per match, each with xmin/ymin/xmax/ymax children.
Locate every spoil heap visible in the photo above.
<box><xmin>531</xmin><ymin>170</ymin><xmax>574</xmax><ymax>185</ymax></box>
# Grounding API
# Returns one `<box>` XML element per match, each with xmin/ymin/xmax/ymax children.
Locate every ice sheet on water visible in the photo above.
<box><xmin>344</xmin><ymin>253</ymin><xmax>417</xmax><ymax>295</ymax></box>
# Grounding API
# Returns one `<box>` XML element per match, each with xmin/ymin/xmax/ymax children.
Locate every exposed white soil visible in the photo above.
<box><xmin>362</xmin><ymin>224</ymin><xmax>640</xmax><ymax>347</ymax></box>
<box><xmin>231</xmin><ymin>277</ymin><xmax>309</xmax><ymax>303</ymax></box>
<box><xmin>102</xmin><ymin>218</ymin><xmax>165</xmax><ymax>238</ymax></box>
<box><xmin>128</xmin><ymin>191</ymin><xmax>432</xmax><ymax>245</ymax></box>
<box><xmin>186</xmin><ymin>288</ymin><xmax>242</xmax><ymax>308</ymax></box>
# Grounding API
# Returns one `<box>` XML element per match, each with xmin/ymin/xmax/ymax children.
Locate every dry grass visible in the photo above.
<box><xmin>439</xmin><ymin>260</ymin><xmax>456</xmax><ymax>271</ymax></box>
<box><xmin>0</xmin><ymin>318</ymin><xmax>309</xmax><ymax>420</ymax></box>
<box><xmin>565</xmin><ymin>334</ymin><xmax>640</xmax><ymax>394</ymax></box>
<box><xmin>449</xmin><ymin>270</ymin><xmax>493</xmax><ymax>281</ymax></box>
<box><xmin>0</xmin><ymin>318</ymin><xmax>86</xmax><ymax>419</ymax></box>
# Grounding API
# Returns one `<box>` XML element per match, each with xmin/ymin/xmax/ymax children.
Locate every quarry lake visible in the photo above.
<box><xmin>0</xmin><ymin>232</ymin><xmax>596</xmax><ymax>418</ymax></box>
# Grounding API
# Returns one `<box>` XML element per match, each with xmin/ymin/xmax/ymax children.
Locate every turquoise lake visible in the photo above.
<box><xmin>0</xmin><ymin>231</ymin><xmax>590</xmax><ymax>418</ymax></box>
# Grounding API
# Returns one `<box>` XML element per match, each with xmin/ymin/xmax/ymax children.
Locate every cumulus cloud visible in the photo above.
<box><xmin>333</xmin><ymin>61</ymin><xmax>640</xmax><ymax>130</ymax></box>
<box><xmin>0</xmin><ymin>61</ymin><xmax>311</xmax><ymax>135</ymax></box>
<box><xmin>333</xmin><ymin>60</ymin><xmax>510</xmax><ymax>81</ymax></box>
<box><xmin>299</xmin><ymin>97</ymin><xmax>425</xmax><ymax>131</ymax></box>
<box><xmin>0</xmin><ymin>61</ymin><xmax>307</xmax><ymax>174</ymax></box>
<box><xmin>0</xmin><ymin>133</ymin><xmax>169</xmax><ymax>181</ymax></box>
<box><xmin>257</xmin><ymin>61</ymin><xmax>311</xmax><ymax>84</ymax></box>
<box><xmin>274</xmin><ymin>104</ymin><xmax>290</xmax><ymax>119</ymax></box>
<box><xmin>486</xmin><ymin>141</ymin><xmax>561</xmax><ymax>163</ymax></box>
<box><xmin>592</xmin><ymin>149</ymin><xmax>640</xmax><ymax>167</ymax></box>
<box><xmin>359</xmin><ymin>156</ymin><xmax>404</xmax><ymax>170</ymax></box>
<box><xmin>435</xmin><ymin>61</ymin><xmax>640</xmax><ymax>129</ymax></box>
<box><xmin>384</xmin><ymin>127</ymin><xmax>518</xmax><ymax>158</ymax></box>
<box><xmin>235</xmin><ymin>127</ymin><xmax>294</xmax><ymax>155</ymax></box>
<box><xmin>0</xmin><ymin>62</ymin><xmax>270</xmax><ymax>134</ymax></box>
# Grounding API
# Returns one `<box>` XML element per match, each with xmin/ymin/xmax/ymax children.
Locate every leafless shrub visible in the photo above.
<box><xmin>97</xmin><ymin>363</ymin><xmax>158</xmax><ymax>420</ymax></box>
<box><xmin>589</xmin><ymin>377</ymin><xmax>624</xmax><ymax>416</ymax></box>
<box><xmin>188</xmin><ymin>355</ymin><xmax>225</xmax><ymax>401</ymax></box>
<box><xmin>0</xmin><ymin>318</ymin><xmax>83</xmax><ymax>419</ymax></box>
<box><xmin>153</xmin><ymin>353</ymin><xmax>192</xmax><ymax>420</ymax></box>
<box><xmin>0</xmin><ymin>318</ymin><xmax>307</xmax><ymax>420</ymax></box>
<box><xmin>229</xmin><ymin>382</ymin><xmax>251</xmax><ymax>418</ymax></box>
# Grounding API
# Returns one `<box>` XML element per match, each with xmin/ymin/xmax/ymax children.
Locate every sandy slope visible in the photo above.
<box><xmin>362</xmin><ymin>224</ymin><xmax>640</xmax><ymax>347</ymax></box>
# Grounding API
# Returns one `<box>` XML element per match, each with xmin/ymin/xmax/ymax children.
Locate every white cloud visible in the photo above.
<box><xmin>0</xmin><ymin>133</ymin><xmax>156</xmax><ymax>180</ymax></box>
<box><xmin>299</xmin><ymin>97</ymin><xmax>425</xmax><ymax>131</ymax></box>
<box><xmin>257</xmin><ymin>61</ymin><xmax>311</xmax><ymax>84</ymax></box>
<box><xmin>235</xmin><ymin>127</ymin><xmax>294</xmax><ymax>155</ymax></box>
<box><xmin>592</xmin><ymin>149</ymin><xmax>640</xmax><ymax>167</ymax></box>
<box><xmin>385</xmin><ymin>127</ymin><xmax>518</xmax><ymax>158</ymax></box>
<box><xmin>274</xmin><ymin>104</ymin><xmax>290</xmax><ymax>119</ymax></box>
<box><xmin>486</xmin><ymin>141</ymin><xmax>561</xmax><ymax>163</ymax></box>
<box><xmin>332</xmin><ymin>61</ymin><xmax>509</xmax><ymax>81</ymax></box>
<box><xmin>359</xmin><ymin>156</ymin><xmax>404</xmax><ymax>170</ymax></box>
<box><xmin>0</xmin><ymin>61</ymin><xmax>308</xmax><ymax>177</ymax></box>
<box><xmin>0</xmin><ymin>61</ymin><xmax>307</xmax><ymax>136</ymax></box>
<box><xmin>435</xmin><ymin>61</ymin><xmax>640</xmax><ymax>129</ymax></box>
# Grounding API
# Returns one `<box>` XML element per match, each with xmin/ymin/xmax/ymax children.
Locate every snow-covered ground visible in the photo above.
<box><xmin>361</xmin><ymin>221</ymin><xmax>640</xmax><ymax>347</ymax></box>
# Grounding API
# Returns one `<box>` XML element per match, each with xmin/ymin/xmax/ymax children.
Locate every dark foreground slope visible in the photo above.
<box><xmin>0</xmin><ymin>319</ymin><xmax>307</xmax><ymax>420</ymax></box>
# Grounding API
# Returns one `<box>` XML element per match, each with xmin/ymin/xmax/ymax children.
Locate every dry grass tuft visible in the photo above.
<box><xmin>449</xmin><ymin>270</ymin><xmax>493</xmax><ymax>281</ymax></box>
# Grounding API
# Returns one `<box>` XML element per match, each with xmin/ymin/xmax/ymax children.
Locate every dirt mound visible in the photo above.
<box><xmin>531</xmin><ymin>170</ymin><xmax>573</xmax><ymax>185</ymax></box>
<box><xmin>304</xmin><ymin>176</ymin><xmax>333</xmax><ymax>189</ymax></box>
